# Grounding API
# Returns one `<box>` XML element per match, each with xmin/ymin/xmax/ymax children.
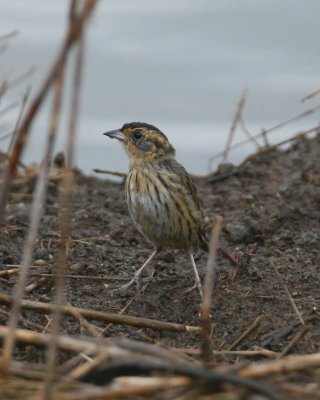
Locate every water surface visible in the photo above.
<box><xmin>1</xmin><ymin>0</ymin><xmax>320</xmax><ymax>175</ymax></box>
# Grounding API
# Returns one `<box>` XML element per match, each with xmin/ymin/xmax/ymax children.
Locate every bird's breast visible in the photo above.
<box><xmin>125</xmin><ymin>167</ymin><xmax>202</xmax><ymax>250</ymax></box>
<box><xmin>125</xmin><ymin>169</ymin><xmax>169</xmax><ymax>227</ymax></box>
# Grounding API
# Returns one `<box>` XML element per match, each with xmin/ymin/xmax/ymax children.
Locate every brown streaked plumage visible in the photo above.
<box><xmin>103</xmin><ymin>122</ymin><xmax>208</xmax><ymax>297</ymax></box>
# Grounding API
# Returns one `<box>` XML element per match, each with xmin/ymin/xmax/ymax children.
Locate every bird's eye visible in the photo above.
<box><xmin>133</xmin><ymin>131</ymin><xmax>143</xmax><ymax>140</ymax></box>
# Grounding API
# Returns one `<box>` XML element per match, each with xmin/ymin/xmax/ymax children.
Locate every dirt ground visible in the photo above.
<box><xmin>0</xmin><ymin>133</ymin><xmax>319</xmax><ymax>387</ymax></box>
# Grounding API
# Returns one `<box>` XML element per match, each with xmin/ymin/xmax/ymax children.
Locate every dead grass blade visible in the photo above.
<box><xmin>93</xmin><ymin>168</ymin><xmax>127</xmax><ymax>177</ymax></box>
<box><xmin>43</xmin><ymin>3</ymin><xmax>94</xmax><ymax>398</ymax></box>
<box><xmin>0</xmin><ymin>30</ymin><xmax>18</xmax><ymax>42</ymax></box>
<box><xmin>222</xmin><ymin>88</ymin><xmax>247</xmax><ymax>163</ymax></box>
<box><xmin>1</xmin><ymin>64</ymin><xmax>65</xmax><ymax>373</ymax></box>
<box><xmin>208</xmin><ymin>105</ymin><xmax>320</xmax><ymax>168</ymax></box>
<box><xmin>301</xmin><ymin>86</ymin><xmax>320</xmax><ymax>102</ymax></box>
<box><xmin>7</xmin><ymin>86</ymin><xmax>31</xmax><ymax>156</ymax></box>
<box><xmin>200</xmin><ymin>215</ymin><xmax>223</xmax><ymax>360</ymax></box>
<box><xmin>239</xmin><ymin>352</ymin><xmax>320</xmax><ymax>378</ymax></box>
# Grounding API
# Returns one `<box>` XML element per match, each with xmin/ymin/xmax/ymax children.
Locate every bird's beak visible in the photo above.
<box><xmin>103</xmin><ymin>129</ymin><xmax>126</xmax><ymax>142</ymax></box>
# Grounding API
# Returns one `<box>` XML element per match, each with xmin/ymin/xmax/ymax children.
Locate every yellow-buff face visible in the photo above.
<box><xmin>104</xmin><ymin>122</ymin><xmax>175</xmax><ymax>163</ymax></box>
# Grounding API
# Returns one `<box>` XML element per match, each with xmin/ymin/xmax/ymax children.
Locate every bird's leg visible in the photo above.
<box><xmin>131</xmin><ymin>248</ymin><xmax>159</xmax><ymax>284</ymax></box>
<box><xmin>110</xmin><ymin>248</ymin><xmax>160</xmax><ymax>293</ymax></box>
<box><xmin>189</xmin><ymin>251</ymin><xmax>203</xmax><ymax>299</ymax></box>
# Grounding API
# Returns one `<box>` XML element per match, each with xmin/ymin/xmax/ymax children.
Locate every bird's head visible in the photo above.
<box><xmin>103</xmin><ymin>122</ymin><xmax>175</xmax><ymax>163</ymax></box>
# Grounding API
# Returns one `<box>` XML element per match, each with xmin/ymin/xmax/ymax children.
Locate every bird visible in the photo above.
<box><xmin>103</xmin><ymin>122</ymin><xmax>208</xmax><ymax>297</ymax></box>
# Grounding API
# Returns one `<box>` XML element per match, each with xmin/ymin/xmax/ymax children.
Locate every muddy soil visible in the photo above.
<box><xmin>0</xmin><ymin>134</ymin><xmax>319</xmax><ymax>378</ymax></box>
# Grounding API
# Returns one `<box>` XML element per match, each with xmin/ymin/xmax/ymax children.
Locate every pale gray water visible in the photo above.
<box><xmin>1</xmin><ymin>0</ymin><xmax>320</xmax><ymax>175</ymax></box>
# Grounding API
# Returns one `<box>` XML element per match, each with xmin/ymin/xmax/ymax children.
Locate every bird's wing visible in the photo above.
<box><xmin>163</xmin><ymin>159</ymin><xmax>209</xmax><ymax>251</ymax></box>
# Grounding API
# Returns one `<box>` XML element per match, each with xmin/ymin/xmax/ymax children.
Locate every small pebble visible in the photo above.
<box><xmin>33</xmin><ymin>259</ymin><xmax>47</xmax><ymax>266</ymax></box>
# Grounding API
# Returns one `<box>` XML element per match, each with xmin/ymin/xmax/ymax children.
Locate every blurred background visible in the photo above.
<box><xmin>1</xmin><ymin>0</ymin><xmax>320</xmax><ymax>175</ymax></box>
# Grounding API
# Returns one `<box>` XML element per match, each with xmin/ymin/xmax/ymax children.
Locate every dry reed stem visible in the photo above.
<box><xmin>237</xmin><ymin>125</ymin><xmax>320</xmax><ymax>169</ymax></box>
<box><xmin>0</xmin><ymin>68</ymin><xmax>35</xmax><ymax>99</ymax></box>
<box><xmin>1</xmin><ymin>69</ymin><xmax>65</xmax><ymax>372</ymax></box>
<box><xmin>93</xmin><ymin>168</ymin><xmax>127</xmax><ymax>177</ymax></box>
<box><xmin>25</xmin><ymin>276</ymin><xmax>50</xmax><ymax>293</ymax></box>
<box><xmin>222</xmin><ymin>88</ymin><xmax>247</xmax><ymax>163</ymax></box>
<box><xmin>227</xmin><ymin>315</ymin><xmax>264</xmax><ymax>351</ymax></box>
<box><xmin>281</xmin><ymin>383</ymin><xmax>320</xmax><ymax>399</ymax></box>
<box><xmin>67</xmin><ymin>353</ymin><xmax>110</xmax><ymax>381</ymax></box>
<box><xmin>208</xmin><ymin>105</ymin><xmax>320</xmax><ymax>167</ymax></box>
<box><xmin>44</xmin><ymin>3</ymin><xmax>91</xmax><ymax>398</ymax></box>
<box><xmin>0</xmin><ymin>30</ymin><xmax>18</xmax><ymax>42</ymax></box>
<box><xmin>65</xmin><ymin>333</ymin><xmax>190</xmax><ymax>378</ymax></box>
<box><xmin>7</xmin><ymin>86</ymin><xmax>31</xmax><ymax>156</ymax></box>
<box><xmin>0</xmin><ymin>148</ymin><xmax>26</xmax><ymax>169</ymax></box>
<box><xmin>0</xmin><ymin>264</ymin><xmax>48</xmax><ymax>278</ymax></box>
<box><xmin>0</xmin><ymin>326</ymin><xmax>294</xmax><ymax>400</ymax></box>
<box><xmin>0</xmin><ymin>308</ymin><xmax>50</xmax><ymax>333</ymax></box>
<box><xmin>0</xmin><ymin>326</ymin><xmax>126</xmax><ymax>358</ymax></box>
<box><xmin>100</xmin><ymin>282</ymin><xmax>149</xmax><ymax>336</ymax></box>
<box><xmin>0</xmin><ymin>87</ymin><xmax>30</xmax><ymax>170</ymax></box>
<box><xmin>200</xmin><ymin>215</ymin><xmax>223</xmax><ymax>360</ymax></box>
<box><xmin>5</xmin><ymin>68</ymin><xmax>35</xmax><ymax>91</ymax></box>
<box><xmin>239</xmin><ymin>115</ymin><xmax>262</xmax><ymax>148</ymax></box>
<box><xmin>0</xmin><ymin>268</ymin><xmax>163</xmax><ymax>282</ymax></box>
<box><xmin>68</xmin><ymin>303</ymin><xmax>103</xmax><ymax>338</ymax></box>
<box><xmin>111</xmin><ymin>337</ymin><xmax>190</xmax><ymax>364</ymax></box>
<box><xmin>239</xmin><ymin>352</ymin><xmax>320</xmax><ymax>378</ymax></box>
<box><xmin>0</xmin><ymin>0</ymin><xmax>97</xmax><ymax>222</ymax></box>
<box><xmin>31</xmin><ymin>272</ymin><xmax>128</xmax><ymax>282</ymax></box>
<box><xmin>175</xmin><ymin>347</ymin><xmax>278</xmax><ymax>358</ymax></box>
<box><xmin>0</xmin><ymin>327</ymin><xmax>196</xmax><ymax>365</ymax></box>
<box><xmin>53</xmin><ymin>378</ymin><xmax>190</xmax><ymax>400</ymax></box>
<box><xmin>0</xmin><ymin>294</ymin><xmax>202</xmax><ymax>333</ymax></box>
<box><xmin>59</xmin><ymin>305</ymin><xmax>107</xmax><ymax>383</ymax></box>
<box><xmin>65</xmin><ymin>23</ymin><xmax>85</xmax><ymax>168</ymax></box>
<box><xmin>77</xmin><ymin>360</ymin><xmax>284</xmax><ymax>400</ymax></box>
<box><xmin>279</xmin><ymin>324</ymin><xmax>311</xmax><ymax>358</ymax></box>
<box><xmin>301</xmin><ymin>86</ymin><xmax>320</xmax><ymax>102</ymax></box>
<box><xmin>44</xmin><ymin>378</ymin><xmax>187</xmax><ymax>400</ymax></box>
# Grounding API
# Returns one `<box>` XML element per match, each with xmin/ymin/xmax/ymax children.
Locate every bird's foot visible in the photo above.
<box><xmin>107</xmin><ymin>268</ymin><xmax>155</xmax><ymax>295</ymax></box>
<box><xmin>107</xmin><ymin>274</ymin><xmax>141</xmax><ymax>295</ymax></box>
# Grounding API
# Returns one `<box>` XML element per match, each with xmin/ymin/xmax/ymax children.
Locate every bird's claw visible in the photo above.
<box><xmin>107</xmin><ymin>267</ymin><xmax>157</xmax><ymax>295</ymax></box>
<box><xmin>108</xmin><ymin>274</ymin><xmax>142</xmax><ymax>295</ymax></box>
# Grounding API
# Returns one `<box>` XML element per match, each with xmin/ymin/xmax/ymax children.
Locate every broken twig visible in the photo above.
<box><xmin>0</xmin><ymin>294</ymin><xmax>202</xmax><ymax>333</ymax></box>
<box><xmin>200</xmin><ymin>215</ymin><xmax>223</xmax><ymax>360</ymax></box>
